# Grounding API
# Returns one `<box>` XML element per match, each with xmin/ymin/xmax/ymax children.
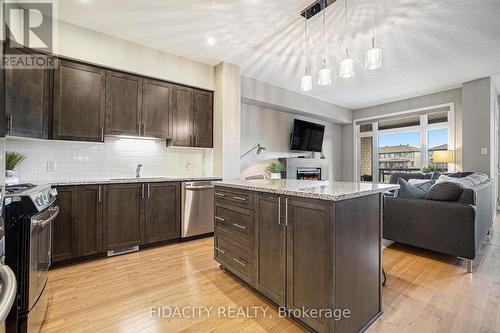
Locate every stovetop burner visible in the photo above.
<box><xmin>6</xmin><ymin>183</ymin><xmax>37</xmax><ymax>194</ymax></box>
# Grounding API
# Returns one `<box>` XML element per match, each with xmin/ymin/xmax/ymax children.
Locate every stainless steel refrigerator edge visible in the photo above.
<box><xmin>181</xmin><ymin>181</ymin><xmax>214</xmax><ymax>238</ymax></box>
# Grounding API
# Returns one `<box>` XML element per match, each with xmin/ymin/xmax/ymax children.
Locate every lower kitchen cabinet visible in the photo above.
<box><xmin>78</xmin><ymin>185</ymin><xmax>104</xmax><ymax>256</ymax></box>
<box><xmin>144</xmin><ymin>182</ymin><xmax>180</xmax><ymax>244</ymax></box>
<box><xmin>103</xmin><ymin>183</ymin><xmax>143</xmax><ymax>251</ymax></box>
<box><xmin>52</xmin><ymin>186</ymin><xmax>79</xmax><ymax>263</ymax></box>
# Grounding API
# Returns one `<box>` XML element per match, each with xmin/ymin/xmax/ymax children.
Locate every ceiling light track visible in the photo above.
<box><xmin>301</xmin><ymin>0</ymin><xmax>337</xmax><ymax>20</ymax></box>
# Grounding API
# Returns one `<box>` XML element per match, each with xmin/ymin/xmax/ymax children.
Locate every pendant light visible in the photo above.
<box><xmin>365</xmin><ymin>0</ymin><xmax>382</xmax><ymax>70</ymax></box>
<box><xmin>340</xmin><ymin>0</ymin><xmax>354</xmax><ymax>78</ymax></box>
<box><xmin>300</xmin><ymin>18</ymin><xmax>313</xmax><ymax>92</ymax></box>
<box><xmin>317</xmin><ymin>7</ymin><xmax>332</xmax><ymax>86</ymax></box>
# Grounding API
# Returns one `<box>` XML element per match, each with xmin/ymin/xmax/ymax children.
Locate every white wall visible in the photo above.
<box><xmin>240</xmin><ymin>103</ymin><xmax>342</xmax><ymax>181</ymax></box>
<box><xmin>7</xmin><ymin>137</ymin><xmax>213</xmax><ymax>183</ymax></box>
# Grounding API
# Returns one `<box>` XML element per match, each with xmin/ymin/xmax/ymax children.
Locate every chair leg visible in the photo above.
<box><xmin>466</xmin><ymin>259</ymin><xmax>473</xmax><ymax>273</ymax></box>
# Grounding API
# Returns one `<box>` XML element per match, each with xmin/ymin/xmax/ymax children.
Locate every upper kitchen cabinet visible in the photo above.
<box><xmin>105</xmin><ymin>71</ymin><xmax>142</xmax><ymax>136</ymax></box>
<box><xmin>5</xmin><ymin>47</ymin><xmax>51</xmax><ymax>139</ymax></box>
<box><xmin>142</xmin><ymin>79</ymin><xmax>173</xmax><ymax>139</ymax></box>
<box><xmin>172</xmin><ymin>86</ymin><xmax>213</xmax><ymax>148</ymax></box>
<box><xmin>53</xmin><ymin>59</ymin><xmax>106</xmax><ymax>142</ymax></box>
<box><xmin>193</xmin><ymin>89</ymin><xmax>213</xmax><ymax>148</ymax></box>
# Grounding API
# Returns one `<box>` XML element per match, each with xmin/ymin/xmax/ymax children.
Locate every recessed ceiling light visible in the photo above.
<box><xmin>206</xmin><ymin>37</ymin><xmax>216</xmax><ymax>46</ymax></box>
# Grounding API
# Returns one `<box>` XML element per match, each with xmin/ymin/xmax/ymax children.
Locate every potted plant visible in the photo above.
<box><xmin>266</xmin><ymin>161</ymin><xmax>284</xmax><ymax>179</ymax></box>
<box><xmin>421</xmin><ymin>165</ymin><xmax>436</xmax><ymax>174</ymax></box>
<box><xmin>6</xmin><ymin>151</ymin><xmax>26</xmax><ymax>178</ymax></box>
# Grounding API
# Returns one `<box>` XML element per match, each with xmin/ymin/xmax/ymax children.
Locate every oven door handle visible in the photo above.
<box><xmin>33</xmin><ymin>206</ymin><xmax>59</xmax><ymax>228</ymax></box>
<box><xmin>0</xmin><ymin>265</ymin><xmax>17</xmax><ymax>323</ymax></box>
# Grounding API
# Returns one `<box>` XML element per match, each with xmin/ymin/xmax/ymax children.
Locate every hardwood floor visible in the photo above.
<box><xmin>42</xmin><ymin>219</ymin><xmax>500</xmax><ymax>333</ymax></box>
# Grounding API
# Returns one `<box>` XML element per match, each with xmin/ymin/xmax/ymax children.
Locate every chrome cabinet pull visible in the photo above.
<box><xmin>285</xmin><ymin>198</ymin><xmax>288</xmax><ymax>226</ymax></box>
<box><xmin>232</xmin><ymin>196</ymin><xmax>246</xmax><ymax>201</ymax></box>
<box><xmin>215</xmin><ymin>247</ymin><xmax>226</xmax><ymax>254</ymax></box>
<box><xmin>215</xmin><ymin>216</ymin><xmax>225</xmax><ymax>222</ymax></box>
<box><xmin>232</xmin><ymin>223</ymin><xmax>246</xmax><ymax>230</ymax></box>
<box><xmin>147</xmin><ymin>184</ymin><xmax>150</xmax><ymax>198</ymax></box>
<box><xmin>143</xmin><ymin>122</ymin><xmax>146</xmax><ymax>136</ymax></box>
<box><xmin>278</xmin><ymin>196</ymin><xmax>281</xmax><ymax>225</ymax></box>
<box><xmin>215</xmin><ymin>192</ymin><xmax>225</xmax><ymax>197</ymax></box>
<box><xmin>101</xmin><ymin>126</ymin><xmax>104</xmax><ymax>141</ymax></box>
<box><xmin>233</xmin><ymin>258</ymin><xmax>247</xmax><ymax>267</ymax></box>
<box><xmin>142</xmin><ymin>184</ymin><xmax>145</xmax><ymax>198</ymax></box>
<box><xmin>98</xmin><ymin>185</ymin><xmax>101</xmax><ymax>203</ymax></box>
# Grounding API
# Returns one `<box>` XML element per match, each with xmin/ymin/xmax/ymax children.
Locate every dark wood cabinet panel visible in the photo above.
<box><xmin>0</xmin><ymin>42</ymin><xmax>5</xmax><ymax>138</ymax></box>
<box><xmin>52</xmin><ymin>186</ymin><xmax>79</xmax><ymax>263</ymax></box>
<box><xmin>193</xmin><ymin>90</ymin><xmax>213</xmax><ymax>148</ymax></box>
<box><xmin>286</xmin><ymin>197</ymin><xmax>333</xmax><ymax>333</ymax></box>
<box><xmin>77</xmin><ymin>185</ymin><xmax>104</xmax><ymax>256</ymax></box>
<box><xmin>253</xmin><ymin>193</ymin><xmax>286</xmax><ymax>305</ymax></box>
<box><xmin>144</xmin><ymin>182</ymin><xmax>180</xmax><ymax>244</ymax></box>
<box><xmin>103</xmin><ymin>184</ymin><xmax>143</xmax><ymax>251</ymax></box>
<box><xmin>172</xmin><ymin>85</ymin><xmax>193</xmax><ymax>147</ymax></box>
<box><xmin>142</xmin><ymin>79</ymin><xmax>173</xmax><ymax>139</ymax></box>
<box><xmin>5</xmin><ymin>48</ymin><xmax>51</xmax><ymax>139</ymax></box>
<box><xmin>53</xmin><ymin>59</ymin><xmax>106</xmax><ymax>142</ymax></box>
<box><xmin>105</xmin><ymin>71</ymin><xmax>142</xmax><ymax>136</ymax></box>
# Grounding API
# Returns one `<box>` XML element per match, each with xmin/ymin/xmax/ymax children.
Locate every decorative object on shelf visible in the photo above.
<box><xmin>300</xmin><ymin>19</ymin><xmax>313</xmax><ymax>92</ymax></box>
<box><xmin>339</xmin><ymin>0</ymin><xmax>354</xmax><ymax>79</ymax></box>
<box><xmin>432</xmin><ymin>150</ymin><xmax>454</xmax><ymax>163</ymax></box>
<box><xmin>6</xmin><ymin>151</ymin><xmax>25</xmax><ymax>184</ymax></box>
<box><xmin>365</xmin><ymin>0</ymin><xmax>383</xmax><ymax>70</ymax></box>
<box><xmin>240</xmin><ymin>143</ymin><xmax>266</xmax><ymax>158</ymax></box>
<box><xmin>421</xmin><ymin>165</ymin><xmax>437</xmax><ymax>174</ymax></box>
<box><xmin>317</xmin><ymin>7</ymin><xmax>332</xmax><ymax>86</ymax></box>
<box><xmin>266</xmin><ymin>161</ymin><xmax>284</xmax><ymax>179</ymax></box>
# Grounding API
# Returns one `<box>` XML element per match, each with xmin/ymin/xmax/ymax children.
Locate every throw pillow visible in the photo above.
<box><xmin>408</xmin><ymin>179</ymin><xmax>435</xmax><ymax>192</ymax></box>
<box><xmin>437</xmin><ymin>175</ymin><xmax>474</xmax><ymax>187</ymax></box>
<box><xmin>397</xmin><ymin>178</ymin><xmax>426</xmax><ymax>199</ymax></box>
<box><xmin>425</xmin><ymin>181</ymin><xmax>464</xmax><ymax>201</ymax></box>
<box><xmin>464</xmin><ymin>172</ymin><xmax>489</xmax><ymax>185</ymax></box>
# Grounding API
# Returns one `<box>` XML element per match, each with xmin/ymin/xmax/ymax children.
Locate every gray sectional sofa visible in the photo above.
<box><xmin>383</xmin><ymin>172</ymin><xmax>494</xmax><ymax>272</ymax></box>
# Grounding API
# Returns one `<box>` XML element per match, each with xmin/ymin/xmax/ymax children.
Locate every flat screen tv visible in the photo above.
<box><xmin>290</xmin><ymin>119</ymin><xmax>325</xmax><ymax>152</ymax></box>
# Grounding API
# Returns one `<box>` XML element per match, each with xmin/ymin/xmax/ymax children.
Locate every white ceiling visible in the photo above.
<box><xmin>55</xmin><ymin>0</ymin><xmax>500</xmax><ymax>109</ymax></box>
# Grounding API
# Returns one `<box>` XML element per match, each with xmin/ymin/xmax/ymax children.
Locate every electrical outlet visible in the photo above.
<box><xmin>47</xmin><ymin>161</ymin><xmax>56</xmax><ymax>172</ymax></box>
<box><xmin>481</xmin><ymin>147</ymin><xmax>488</xmax><ymax>155</ymax></box>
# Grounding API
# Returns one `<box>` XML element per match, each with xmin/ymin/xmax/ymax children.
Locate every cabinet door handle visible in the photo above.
<box><xmin>215</xmin><ymin>193</ymin><xmax>225</xmax><ymax>197</ymax></box>
<box><xmin>101</xmin><ymin>126</ymin><xmax>104</xmax><ymax>141</ymax></box>
<box><xmin>215</xmin><ymin>216</ymin><xmax>225</xmax><ymax>222</ymax></box>
<box><xmin>285</xmin><ymin>198</ymin><xmax>288</xmax><ymax>226</ymax></box>
<box><xmin>233</xmin><ymin>258</ymin><xmax>247</xmax><ymax>267</ymax></box>
<box><xmin>215</xmin><ymin>247</ymin><xmax>226</xmax><ymax>254</ymax></box>
<box><xmin>232</xmin><ymin>223</ymin><xmax>246</xmax><ymax>230</ymax></box>
<box><xmin>98</xmin><ymin>185</ymin><xmax>101</xmax><ymax>203</ymax></box>
<box><xmin>143</xmin><ymin>122</ymin><xmax>146</xmax><ymax>136</ymax></box>
<box><xmin>147</xmin><ymin>184</ymin><xmax>150</xmax><ymax>198</ymax></box>
<box><xmin>6</xmin><ymin>114</ymin><xmax>12</xmax><ymax>134</ymax></box>
<box><xmin>142</xmin><ymin>184</ymin><xmax>145</xmax><ymax>198</ymax></box>
<box><xmin>232</xmin><ymin>196</ymin><xmax>246</xmax><ymax>202</ymax></box>
<box><xmin>278</xmin><ymin>197</ymin><xmax>281</xmax><ymax>225</ymax></box>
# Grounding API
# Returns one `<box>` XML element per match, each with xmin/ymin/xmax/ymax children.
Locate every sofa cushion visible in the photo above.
<box><xmin>408</xmin><ymin>179</ymin><xmax>435</xmax><ymax>192</ymax></box>
<box><xmin>425</xmin><ymin>181</ymin><xmax>464</xmax><ymax>201</ymax></box>
<box><xmin>437</xmin><ymin>175</ymin><xmax>474</xmax><ymax>187</ymax></box>
<box><xmin>465</xmin><ymin>172</ymin><xmax>489</xmax><ymax>184</ymax></box>
<box><xmin>389</xmin><ymin>172</ymin><xmax>432</xmax><ymax>184</ymax></box>
<box><xmin>397</xmin><ymin>179</ymin><xmax>427</xmax><ymax>199</ymax></box>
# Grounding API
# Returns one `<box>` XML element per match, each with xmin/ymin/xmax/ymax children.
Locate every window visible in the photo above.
<box><xmin>355</xmin><ymin>106</ymin><xmax>453</xmax><ymax>183</ymax></box>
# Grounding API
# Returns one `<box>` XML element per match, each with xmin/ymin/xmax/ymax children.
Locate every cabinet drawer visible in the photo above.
<box><xmin>214</xmin><ymin>204</ymin><xmax>252</xmax><ymax>246</ymax></box>
<box><xmin>214</xmin><ymin>188</ymin><xmax>253</xmax><ymax>209</ymax></box>
<box><xmin>215</xmin><ymin>235</ymin><xmax>250</xmax><ymax>279</ymax></box>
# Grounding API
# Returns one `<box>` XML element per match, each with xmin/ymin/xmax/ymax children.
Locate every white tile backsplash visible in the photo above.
<box><xmin>7</xmin><ymin>137</ymin><xmax>213</xmax><ymax>183</ymax></box>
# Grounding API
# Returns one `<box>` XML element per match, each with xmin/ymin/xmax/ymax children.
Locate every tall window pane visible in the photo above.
<box><xmin>360</xmin><ymin>137</ymin><xmax>373</xmax><ymax>181</ymax></box>
<box><xmin>378</xmin><ymin>131</ymin><xmax>421</xmax><ymax>182</ymax></box>
<box><xmin>428</xmin><ymin>128</ymin><xmax>449</xmax><ymax>171</ymax></box>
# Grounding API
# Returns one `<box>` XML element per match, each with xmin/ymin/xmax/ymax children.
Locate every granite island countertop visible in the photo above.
<box><xmin>215</xmin><ymin>179</ymin><xmax>399</xmax><ymax>202</ymax></box>
<box><xmin>50</xmin><ymin>176</ymin><xmax>222</xmax><ymax>186</ymax></box>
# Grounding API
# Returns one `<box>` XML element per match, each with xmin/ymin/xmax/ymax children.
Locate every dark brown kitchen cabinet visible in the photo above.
<box><xmin>103</xmin><ymin>184</ymin><xmax>143</xmax><ymax>251</ymax></box>
<box><xmin>105</xmin><ymin>71</ymin><xmax>142</xmax><ymax>136</ymax></box>
<box><xmin>172</xmin><ymin>85</ymin><xmax>193</xmax><ymax>146</ymax></box>
<box><xmin>52</xmin><ymin>186</ymin><xmax>79</xmax><ymax>263</ymax></box>
<box><xmin>77</xmin><ymin>185</ymin><xmax>104</xmax><ymax>256</ymax></box>
<box><xmin>253</xmin><ymin>193</ymin><xmax>286</xmax><ymax>306</ymax></box>
<box><xmin>142</xmin><ymin>79</ymin><xmax>173</xmax><ymax>139</ymax></box>
<box><xmin>0</xmin><ymin>42</ymin><xmax>5</xmax><ymax>138</ymax></box>
<box><xmin>192</xmin><ymin>90</ymin><xmax>213</xmax><ymax>148</ymax></box>
<box><xmin>144</xmin><ymin>182</ymin><xmax>180</xmax><ymax>244</ymax></box>
<box><xmin>5</xmin><ymin>47</ymin><xmax>51</xmax><ymax>139</ymax></box>
<box><xmin>286</xmin><ymin>197</ymin><xmax>333</xmax><ymax>333</ymax></box>
<box><xmin>53</xmin><ymin>59</ymin><xmax>106</xmax><ymax>142</ymax></box>
<box><xmin>173</xmin><ymin>86</ymin><xmax>213</xmax><ymax>148</ymax></box>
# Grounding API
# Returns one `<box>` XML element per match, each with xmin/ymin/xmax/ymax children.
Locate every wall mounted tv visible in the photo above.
<box><xmin>290</xmin><ymin>119</ymin><xmax>325</xmax><ymax>152</ymax></box>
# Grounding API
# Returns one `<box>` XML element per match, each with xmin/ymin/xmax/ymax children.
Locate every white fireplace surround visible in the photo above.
<box><xmin>284</xmin><ymin>157</ymin><xmax>329</xmax><ymax>181</ymax></box>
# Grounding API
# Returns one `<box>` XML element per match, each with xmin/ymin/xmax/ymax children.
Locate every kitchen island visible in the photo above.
<box><xmin>213</xmin><ymin>180</ymin><xmax>399</xmax><ymax>333</ymax></box>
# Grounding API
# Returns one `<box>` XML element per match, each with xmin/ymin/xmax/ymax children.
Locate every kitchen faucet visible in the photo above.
<box><xmin>136</xmin><ymin>164</ymin><xmax>143</xmax><ymax>178</ymax></box>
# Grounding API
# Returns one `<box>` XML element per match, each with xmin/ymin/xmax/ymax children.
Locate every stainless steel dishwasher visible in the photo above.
<box><xmin>181</xmin><ymin>181</ymin><xmax>214</xmax><ymax>238</ymax></box>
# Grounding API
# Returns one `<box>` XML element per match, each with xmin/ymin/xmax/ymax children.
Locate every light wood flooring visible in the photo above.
<box><xmin>42</xmin><ymin>218</ymin><xmax>500</xmax><ymax>333</ymax></box>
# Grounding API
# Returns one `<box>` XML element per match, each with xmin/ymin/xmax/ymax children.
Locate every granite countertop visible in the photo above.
<box><xmin>50</xmin><ymin>176</ymin><xmax>222</xmax><ymax>186</ymax></box>
<box><xmin>215</xmin><ymin>179</ymin><xmax>399</xmax><ymax>202</ymax></box>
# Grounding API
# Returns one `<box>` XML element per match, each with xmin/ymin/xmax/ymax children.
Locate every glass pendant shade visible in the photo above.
<box><xmin>318</xmin><ymin>66</ymin><xmax>332</xmax><ymax>86</ymax></box>
<box><xmin>300</xmin><ymin>74</ymin><xmax>313</xmax><ymax>92</ymax></box>
<box><xmin>365</xmin><ymin>47</ymin><xmax>383</xmax><ymax>70</ymax></box>
<box><xmin>339</xmin><ymin>58</ymin><xmax>354</xmax><ymax>78</ymax></box>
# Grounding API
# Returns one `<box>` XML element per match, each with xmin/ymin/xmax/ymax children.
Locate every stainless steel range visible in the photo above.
<box><xmin>4</xmin><ymin>183</ymin><xmax>58</xmax><ymax>333</ymax></box>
